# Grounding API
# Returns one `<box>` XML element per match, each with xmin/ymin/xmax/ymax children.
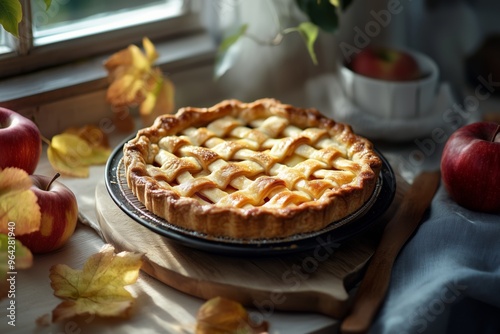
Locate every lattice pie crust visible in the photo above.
<box><xmin>123</xmin><ymin>99</ymin><xmax>382</xmax><ymax>240</ymax></box>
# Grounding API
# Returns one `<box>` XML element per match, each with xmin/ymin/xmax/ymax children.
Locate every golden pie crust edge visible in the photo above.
<box><xmin>123</xmin><ymin>98</ymin><xmax>382</xmax><ymax>240</ymax></box>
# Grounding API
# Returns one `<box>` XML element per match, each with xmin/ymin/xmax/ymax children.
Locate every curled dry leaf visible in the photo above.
<box><xmin>0</xmin><ymin>167</ymin><xmax>41</xmax><ymax>235</ymax></box>
<box><xmin>47</xmin><ymin>125</ymin><xmax>111</xmax><ymax>178</ymax></box>
<box><xmin>104</xmin><ymin>37</ymin><xmax>175</xmax><ymax>127</ymax></box>
<box><xmin>49</xmin><ymin>244</ymin><xmax>143</xmax><ymax>323</ymax></box>
<box><xmin>196</xmin><ymin>297</ymin><xmax>269</xmax><ymax>334</ymax></box>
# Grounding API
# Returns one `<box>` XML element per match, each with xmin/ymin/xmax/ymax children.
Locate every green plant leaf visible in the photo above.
<box><xmin>217</xmin><ymin>24</ymin><xmax>248</xmax><ymax>55</ymax></box>
<box><xmin>295</xmin><ymin>0</ymin><xmax>339</xmax><ymax>33</ymax></box>
<box><xmin>44</xmin><ymin>0</ymin><xmax>52</xmax><ymax>10</ymax></box>
<box><xmin>0</xmin><ymin>0</ymin><xmax>22</xmax><ymax>37</ymax></box>
<box><xmin>339</xmin><ymin>0</ymin><xmax>353</xmax><ymax>11</ymax></box>
<box><xmin>285</xmin><ymin>22</ymin><xmax>319</xmax><ymax>65</ymax></box>
<box><xmin>214</xmin><ymin>24</ymin><xmax>248</xmax><ymax>79</ymax></box>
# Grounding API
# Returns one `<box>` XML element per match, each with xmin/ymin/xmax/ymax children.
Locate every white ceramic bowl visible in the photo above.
<box><xmin>338</xmin><ymin>49</ymin><xmax>439</xmax><ymax>119</ymax></box>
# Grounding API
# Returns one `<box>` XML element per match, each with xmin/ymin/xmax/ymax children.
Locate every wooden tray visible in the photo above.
<box><xmin>95</xmin><ymin>175</ymin><xmax>406</xmax><ymax>318</ymax></box>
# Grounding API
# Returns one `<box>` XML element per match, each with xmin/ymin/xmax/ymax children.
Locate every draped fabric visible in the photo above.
<box><xmin>371</xmin><ymin>185</ymin><xmax>500</xmax><ymax>334</ymax></box>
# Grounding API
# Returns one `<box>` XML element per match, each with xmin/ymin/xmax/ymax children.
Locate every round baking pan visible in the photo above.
<box><xmin>105</xmin><ymin>137</ymin><xmax>396</xmax><ymax>256</ymax></box>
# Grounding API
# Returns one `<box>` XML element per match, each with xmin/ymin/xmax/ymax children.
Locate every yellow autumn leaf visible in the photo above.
<box><xmin>0</xmin><ymin>167</ymin><xmax>41</xmax><ymax>235</ymax></box>
<box><xmin>64</xmin><ymin>124</ymin><xmax>110</xmax><ymax>148</ymax></box>
<box><xmin>104</xmin><ymin>37</ymin><xmax>175</xmax><ymax>126</ymax></box>
<box><xmin>140</xmin><ymin>73</ymin><xmax>175</xmax><ymax>116</ymax></box>
<box><xmin>104</xmin><ymin>39</ymin><xmax>155</xmax><ymax>108</ymax></box>
<box><xmin>104</xmin><ymin>37</ymin><xmax>154</xmax><ymax>73</ymax></box>
<box><xmin>47</xmin><ymin>134</ymin><xmax>92</xmax><ymax>178</ymax></box>
<box><xmin>142</xmin><ymin>36</ymin><xmax>158</xmax><ymax>63</ymax></box>
<box><xmin>47</xmin><ymin>126</ymin><xmax>112</xmax><ymax>178</ymax></box>
<box><xmin>52</xmin><ymin>133</ymin><xmax>93</xmax><ymax>157</ymax></box>
<box><xmin>196</xmin><ymin>297</ymin><xmax>269</xmax><ymax>334</ymax></box>
<box><xmin>49</xmin><ymin>244</ymin><xmax>143</xmax><ymax>323</ymax></box>
<box><xmin>139</xmin><ymin>75</ymin><xmax>175</xmax><ymax>126</ymax></box>
<box><xmin>106</xmin><ymin>64</ymin><xmax>146</xmax><ymax>107</ymax></box>
<box><xmin>47</xmin><ymin>144</ymin><xmax>90</xmax><ymax>178</ymax></box>
<box><xmin>79</xmin><ymin>146</ymin><xmax>112</xmax><ymax>166</ymax></box>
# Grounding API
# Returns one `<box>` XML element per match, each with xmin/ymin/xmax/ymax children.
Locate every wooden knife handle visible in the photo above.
<box><xmin>340</xmin><ymin>171</ymin><xmax>441</xmax><ymax>334</ymax></box>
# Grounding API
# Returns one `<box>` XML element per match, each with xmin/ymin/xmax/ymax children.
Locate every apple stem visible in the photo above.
<box><xmin>46</xmin><ymin>173</ymin><xmax>61</xmax><ymax>191</ymax></box>
<box><xmin>490</xmin><ymin>124</ymin><xmax>500</xmax><ymax>143</ymax></box>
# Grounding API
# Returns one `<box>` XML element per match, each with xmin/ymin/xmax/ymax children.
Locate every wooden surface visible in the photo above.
<box><xmin>95</xmin><ymin>176</ymin><xmax>407</xmax><ymax>319</ymax></box>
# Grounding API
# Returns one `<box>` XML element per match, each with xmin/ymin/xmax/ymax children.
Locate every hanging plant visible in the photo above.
<box><xmin>214</xmin><ymin>0</ymin><xmax>354</xmax><ymax>79</ymax></box>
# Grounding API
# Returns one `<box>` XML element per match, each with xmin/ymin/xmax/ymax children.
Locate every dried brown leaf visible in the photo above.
<box><xmin>196</xmin><ymin>297</ymin><xmax>269</xmax><ymax>334</ymax></box>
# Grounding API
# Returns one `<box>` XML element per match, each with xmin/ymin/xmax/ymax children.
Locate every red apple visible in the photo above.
<box><xmin>349</xmin><ymin>46</ymin><xmax>421</xmax><ymax>81</ymax></box>
<box><xmin>17</xmin><ymin>173</ymin><xmax>78</xmax><ymax>253</ymax></box>
<box><xmin>0</xmin><ymin>107</ymin><xmax>42</xmax><ymax>174</ymax></box>
<box><xmin>441</xmin><ymin>122</ymin><xmax>500</xmax><ymax>213</ymax></box>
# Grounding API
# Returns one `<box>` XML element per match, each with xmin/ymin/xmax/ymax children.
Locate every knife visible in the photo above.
<box><xmin>340</xmin><ymin>170</ymin><xmax>441</xmax><ymax>334</ymax></box>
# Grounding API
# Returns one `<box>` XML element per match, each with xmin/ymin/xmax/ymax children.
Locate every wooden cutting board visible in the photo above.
<box><xmin>95</xmin><ymin>176</ymin><xmax>406</xmax><ymax>319</ymax></box>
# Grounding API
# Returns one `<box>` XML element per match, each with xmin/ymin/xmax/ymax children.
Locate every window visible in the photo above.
<box><xmin>0</xmin><ymin>28</ymin><xmax>10</xmax><ymax>54</ymax></box>
<box><xmin>32</xmin><ymin>0</ymin><xmax>167</xmax><ymax>30</ymax></box>
<box><xmin>0</xmin><ymin>0</ymin><xmax>203</xmax><ymax>78</ymax></box>
<box><xmin>31</xmin><ymin>0</ymin><xmax>185</xmax><ymax>46</ymax></box>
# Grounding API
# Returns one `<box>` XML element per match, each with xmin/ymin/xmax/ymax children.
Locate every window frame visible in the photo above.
<box><xmin>0</xmin><ymin>0</ymin><xmax>204</xmax><ymax>78</ymax></box>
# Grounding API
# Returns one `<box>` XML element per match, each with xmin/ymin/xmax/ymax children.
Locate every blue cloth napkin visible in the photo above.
<box><xmin>371</xmin><ymin>184</ymin><xmax>500</xmax><ymax>334</ymax></box>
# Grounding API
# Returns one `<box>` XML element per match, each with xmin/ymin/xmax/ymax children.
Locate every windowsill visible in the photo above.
<box><xmin>0</xmin><ymin>27</ymin><xmax>339</xmax><ymax>140</ymax></box>
<box><xmin>0</xmin><ymin>31</ymin><xmax>217</xmax><ymax>111</ymax></box>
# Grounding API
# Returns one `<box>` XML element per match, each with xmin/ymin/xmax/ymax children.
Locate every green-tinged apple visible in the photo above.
<box><xmin>0</xmin><ymin>107</ymin><xmax>42</xmax><ymax>174</ymax></box>
<box><xmin>441</xmin><ymin>122</ymin><xmax>500</xmax><ymax>213</ymax></box>
<box><xmin>17</xmin><ymin>173</ymin><xmax>78</xmax><ymax>253</ymax></box>
<box><xmin>349</xmin><ymin>46</ymin><xmax>421</xmax><ymax>81</ymax></box>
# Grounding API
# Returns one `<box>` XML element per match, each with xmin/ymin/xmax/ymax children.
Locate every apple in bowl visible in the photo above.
<box><xmin>17</xmin><ymin>173</ymin><xmax>78</xmax><ymax>253</ymax></box>
<box><xmin>0</xmin><ymin>107</ymin><xmax>42</xmax><ymax>174</ymax></box>
<box><xmin>441</xmin><ymin>122</ymin><xmax>500</xmax><ymax>213</ymax></box>
<box><xmin>348</xmin><ymin>46</ymin><xmax>421</xmax><ymax>81</ymax></box>
<box><xmin>339</xmin><ymin>46</ymin><xmax>439</xmax><ymax>119</ymax></box>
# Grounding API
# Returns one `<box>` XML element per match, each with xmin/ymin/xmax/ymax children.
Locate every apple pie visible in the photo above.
<box><xmin>123</xmin><ymin>99</ymin><xmax>382</xmax><ymax>240</ymax></box>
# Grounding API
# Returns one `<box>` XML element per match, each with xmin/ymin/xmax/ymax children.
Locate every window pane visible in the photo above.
<box><xmin>0</xmin><ymin>28</ymin><xmax>12</xmax><ymax>55</ymax></box>
<box><xmin>31</xmin><ymin>0</ymin><xmax>186</xmax><ymax>45</ymax></box>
